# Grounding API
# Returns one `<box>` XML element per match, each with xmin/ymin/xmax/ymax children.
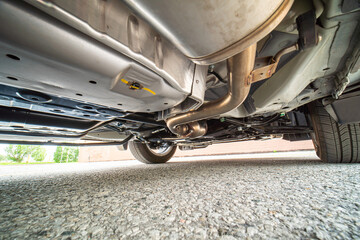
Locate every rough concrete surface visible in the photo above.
<box><xmin>0</xmin><ymin>151</ymin><xmax>359</xmax><ymax>239</ymax></box>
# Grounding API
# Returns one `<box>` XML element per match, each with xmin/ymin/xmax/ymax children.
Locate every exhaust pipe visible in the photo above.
<box><xmin>166</xmin><ymin>44</ymin><xmax>257</xmax><ymax>138</ymax></box>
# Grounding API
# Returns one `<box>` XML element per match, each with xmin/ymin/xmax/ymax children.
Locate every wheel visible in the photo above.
<box><xmin>309</xmin><ymin>100</ymin><xmax>360</xmax><ymax>163</ymax></box>
<box><xmin>128</xmin><ymin>141</ymin><xmax>176</xmax><ymax>164</ymax></box>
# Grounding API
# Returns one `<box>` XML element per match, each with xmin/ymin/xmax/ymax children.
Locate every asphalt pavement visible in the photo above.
<box><xmin>0</xmin><ymin>151</ymin><xmax>359</xmax><ymax>239</ymax></box>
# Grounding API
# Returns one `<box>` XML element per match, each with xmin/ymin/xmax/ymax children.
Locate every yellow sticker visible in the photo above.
<box><xmin>121</xmin><ymin>79</ymin><xmax>156</xmax><ymax>95</ymax></box>
<box><xmin>142</xmin><ymin>88</ymin><xmax>156</xmax><ymax>95</ymax></box>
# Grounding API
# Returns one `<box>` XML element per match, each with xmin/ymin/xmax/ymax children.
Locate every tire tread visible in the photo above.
<box><xmin>309</xmin><ymin>101</ymin><xmax>360</xmax><ymax>163</ymax></box>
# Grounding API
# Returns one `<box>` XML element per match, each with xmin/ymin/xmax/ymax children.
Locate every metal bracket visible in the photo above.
<box><xmin>250</xmin><ymin>57</ymin><xmax>278</xmax><ymax>83</ymax></box>
<box><xmin>333</xmin><ymin>76</ymin><xmax>350</xmax><ymax>99</ymax></box>
<box><xmin>250</xmin><ymin>44</ymin><xmax>299</xmax><ymax>83</ymax></box>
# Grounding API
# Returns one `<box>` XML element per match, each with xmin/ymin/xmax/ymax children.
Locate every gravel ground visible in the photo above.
<box><xmin>0</xmin><ymin>151</ymin><xmax>359</xmax><ymax>239</ymax></box>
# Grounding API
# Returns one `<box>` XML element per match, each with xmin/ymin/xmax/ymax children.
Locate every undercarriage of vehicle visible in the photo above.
<box><xmin>0</xmin><ymin>0</ymin><xmax>359</xmax><ymax>163</ymax></box>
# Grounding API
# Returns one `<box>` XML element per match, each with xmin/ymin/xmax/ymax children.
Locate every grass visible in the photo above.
<box><xmin>0</xmin><ymin>162</ymin><xmax>57</xmax><ymax>165</ymax></box>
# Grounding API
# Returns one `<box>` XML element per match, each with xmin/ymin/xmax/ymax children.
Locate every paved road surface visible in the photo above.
<box><xmin>0</xmin><ymin>151</ymin><xmax>359</xmax><ymax>239</ymax></box>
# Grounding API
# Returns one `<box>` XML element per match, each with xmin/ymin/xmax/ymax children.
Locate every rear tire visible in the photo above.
<box><xmin>309</xmin><ymin>100</ymin><xmax>360</xmax><ymax>163</ymax></box>
<box><xmin>129</xmin><ymin>141</ymin><xmax>176</xmax><ymax>164</ymax></box>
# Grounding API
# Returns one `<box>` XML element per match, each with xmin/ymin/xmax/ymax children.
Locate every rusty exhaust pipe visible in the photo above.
<box><xmin>166</xmin><ymin>44</ymin><xmax>257</xmax><ymax>138</ymax></box>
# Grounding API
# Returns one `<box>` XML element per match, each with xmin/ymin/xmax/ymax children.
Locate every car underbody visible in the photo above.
<box><xmin>0</xmin><ymin>0</ymin><xmax>359</xmax><ymax>163</ymax></box>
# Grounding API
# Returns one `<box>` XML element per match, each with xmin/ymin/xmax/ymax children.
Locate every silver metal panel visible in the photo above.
<box><xmin>0</xmin><ymin>0</ymin><xmax>188</xmax><ymax>113</ymax></box>
<box><xmin>189</xmin><ymin>65</ymin><xmax>209</xmax><ymax>109</ymax></box>
<box><xmin>25</xmin><ymin>0</ymin><xmax>196</xmax><ymax>95</ymax></box>
<box><xmin>124</xmin><ymin>0</ymin><xmax>284</xmax><ymax>59</ymax></box>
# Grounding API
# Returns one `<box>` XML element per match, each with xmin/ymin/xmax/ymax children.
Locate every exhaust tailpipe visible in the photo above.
<box><xmin>166</xmin><ymin>44</ymin><xmax>257</xmax><ymax>138</ymax></box>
